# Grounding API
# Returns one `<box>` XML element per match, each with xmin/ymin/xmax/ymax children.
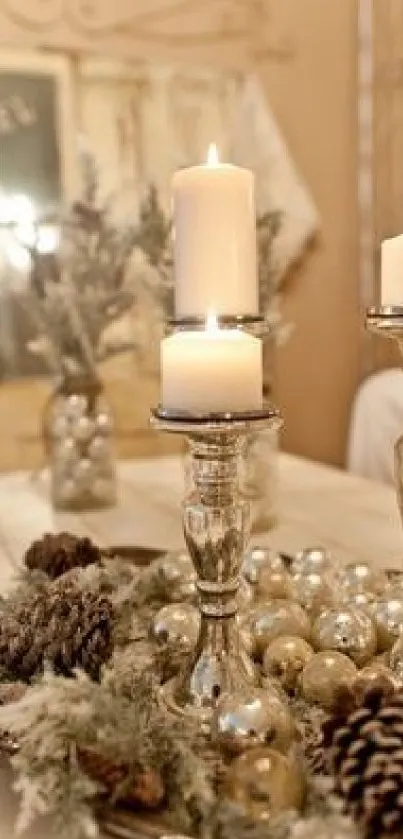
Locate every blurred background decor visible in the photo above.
<box><xmin>0</xmin><ymin>38</ymin><xmax>319</xmax><ymax>477</ymax></box>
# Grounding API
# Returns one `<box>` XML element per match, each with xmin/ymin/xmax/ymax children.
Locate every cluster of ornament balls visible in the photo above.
<box><xmin>149</xmin><ymin>546</ymin><xmax>403</xmax><ymax>835</ymax></box>
<box><xmin>237</xmin><ymin>548</ymin><xmax>403</xmax><ymax>837</ymax></box>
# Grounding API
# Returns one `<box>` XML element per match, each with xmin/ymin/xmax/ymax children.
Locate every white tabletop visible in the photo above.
<box><xmin>0</xmin><ymin>452</ymin><xmax>402</xmax><ymax>837</ymax></box>
<box><xmin>0</xmin><ymin>453</ymin><xmax>401</xmax><ymax>589</ymax></box>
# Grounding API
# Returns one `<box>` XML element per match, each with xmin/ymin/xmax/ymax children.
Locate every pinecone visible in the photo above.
<box><xmin>323</xmin><ymin>678</ymin><xmax>403</xmax><ymax>836</ymax></box>
<box><xmin>77</xmin><ymin>747</ymin><xmax>164</xmax><ymax>808</ymax></box>
<box><xmin>0</xmin><ymin>577</ymin><xmax>114</xmax><ymax>682</ymax></box>
<box><xmin>24</xmin><ymin>532</ymin><xmax>101</xmax><ymax>579</ymax></box>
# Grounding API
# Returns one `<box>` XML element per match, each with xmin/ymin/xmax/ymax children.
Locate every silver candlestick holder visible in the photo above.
<box><xmin>150</xmin><ymin>404</ymin><xmax>282</xmax><ymax>726</ymax></box>
<box><xmin>366</xmin><ymin>305</ymin><xmax>403</xmax><ymax>522</ymax></box>
<box><xmin>167</xmin><ymin>314</ymin><xmax>272</xmax><ymax>337</ymax></box>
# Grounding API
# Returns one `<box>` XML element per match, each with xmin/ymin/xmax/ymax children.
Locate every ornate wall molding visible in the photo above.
<box><xmin>0</xmin><ymin>0</ymin><xmax>294</xmax><ymax>66</ymax></box>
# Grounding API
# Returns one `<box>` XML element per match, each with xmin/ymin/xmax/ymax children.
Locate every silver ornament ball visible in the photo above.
<box><xmin>71</xmin><ymin>415</ymin><xmax>94</xmax><ymax>443</ymax></box>
<box><xmin>312</xmin><ymin>606</ymin><xmax>376</xmax><ymax>666</ymax></box>
<box><xmin>152</xmin><ymin>603</ymin><xmax>200</xmax><ymax>649</ymax></box>
<box><xmin>54</xmin><ymin>437</ymin><xmax>77</xmax><ymax>465</ymax></box>
<box><xmin>339</xmin><ymin>588</ymin><xmax>377</xmax><ymax>616</ymax></box>
<box><xmin>340</xmin><ymin>562</ymin><xmax>388</xmax><ymax>595</ymax></box>
<box><xmin>212</xmin><ymin>686</ymin><xmax>294</xmax><ymax>755</ymax></box>
<box><xmin>291</xmin><ymin>570</ymin><xmax>334</xmax><ymax>616</ymax></box>
<box><xmin>96</xmin><ymin>412</ymin><xmax>113</xmax><ymax>436</ymax></box>
<box><xmin>301</xmin><ymin>650</ymin><xmax>357</xmax><ymax>709</ymax></box>
<box><xmin>56</xmin><ymin>478</ymin><xmax>77</xmax><ymax>503</ymax></box>
<box><xmin>262</xmin><ymin>636</ymin><xmax>314</xmax><ymax>694</ymax></box>
<box><xmin>88</xmin><ymin>435</ymin><xmax>110</xmax><ymax>462</ymax></box>
<box><xmin>65</xmin><ymin>394</ymin><xmax>87</xmax><ymax>421</ymax></box>
<box><xmin>256</xmin><ymin>567</ymin><xmax>294</xmax><ymax>601</ymax></box>
<box><xmin>51</xmin><ymin>414</ymin><xmax>69</xmax><ymax>440</ymax></box>
<box><xmin>291</xmin><ymin>546</ymin><xmax>337</xmax><ymax>578</ymax></box>
<box><xmin>73</xmin><ymin>458</ymin><xmax>95</xmax><ymax>489</ymax></box>
<box><xmin>245</xmin><ymin>600</ymin><xmax>311</xmax><ymax>659</ymax></box>
<box><xmin>372</xmin><ymin>595</ymin><xmax>403</xmax><ymax>651</ymax></box>
<box><xmin>225</xmin><ymin>747</ymin><xmax>305</xmax><ymax>821</ymax></box>
<box><xmin>242</xmin><ymin>547</ymin><xmax>285</xmax><ymax>586</ymax></box>
<box><xmin>151</xmin><ymin>551</ymin><xmax>197</xmax><ymax>602</ymax></box>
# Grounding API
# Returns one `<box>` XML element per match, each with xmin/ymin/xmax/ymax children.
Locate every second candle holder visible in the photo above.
<box><xmin>150</xmin><ymin>404</ymin><xmax>282</xmax><ymax>726</ymax></box>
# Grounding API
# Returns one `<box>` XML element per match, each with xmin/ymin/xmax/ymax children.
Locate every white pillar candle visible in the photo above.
<box><xmin>161</xmin><ymin>317</ymin><xmax>262</xmax><ymax>414</ymax></box>
<box><xmin>381</xmin><ymin>235</ymin><xmax>403</xmax><ymax>306</ymax></box>
<box><xmin>173</xmin><ymin>145</ymin><xmax>258</xmax><ymax>318</ymax></box>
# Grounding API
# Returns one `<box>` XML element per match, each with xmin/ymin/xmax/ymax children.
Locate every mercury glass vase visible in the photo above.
<box><xmin>44</xmin><ymin>375</ymin><xmax>117</xmax><ymax>512</ymax></box>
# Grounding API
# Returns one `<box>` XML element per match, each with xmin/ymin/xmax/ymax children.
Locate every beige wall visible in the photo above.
<box><xmin>0</xmin><ymin>0</ymin><xmax>362</xmax><ymax>469</ymax></box>
<box><xmin>262</xmin><ymin>0</ymin><xmax>361</xmax><ymax>466</ymax></box>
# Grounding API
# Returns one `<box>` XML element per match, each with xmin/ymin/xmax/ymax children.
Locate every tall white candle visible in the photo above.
<box><xmin>381</xmin><ymin>235</ymin><xmax>403</xmax><ymax>306</ymax></box>
<box><xmin>161</xmin><ymin>316</ymin><xmax>262</xmax><ymax>414</ymax></box>
<box><xmin>173</xmin><ymin>145</ymin><xmax>258</xmax><ymax>318</ymax></box>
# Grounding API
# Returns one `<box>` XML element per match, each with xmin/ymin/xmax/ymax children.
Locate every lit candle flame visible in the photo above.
<box><xmin>207</xmin><ymin>143</ymin><xmax>219</xmax><ymax>167</ymax></box>
<box><xmin>206</xmin><ymin>311</ymin><xmax>219</xmax><ymax>332</ymax></box>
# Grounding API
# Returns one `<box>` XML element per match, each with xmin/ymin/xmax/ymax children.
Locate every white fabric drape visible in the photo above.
<box><xmin>347</xmin><ymin>368</ymin><xmax>403</xmax><ymax>485</ymax></box>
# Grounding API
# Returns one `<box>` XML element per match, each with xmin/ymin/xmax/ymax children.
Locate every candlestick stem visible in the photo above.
<box><xmin>150</xmin><ymin>406</ymin><xmax>281</xmax><ymax>728</ymax></box>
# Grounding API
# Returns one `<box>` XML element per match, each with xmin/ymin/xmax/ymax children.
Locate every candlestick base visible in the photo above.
<box><xmin>150</xmin><ymin>404</ymin><xmax>282</xmax><ymax>728</ymax></box>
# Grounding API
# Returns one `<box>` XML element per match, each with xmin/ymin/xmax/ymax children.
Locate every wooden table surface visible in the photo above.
<box><xmin>0</xmin><ymin>452</ymin><xmax>402</xmax><ymax>837</ymax></box>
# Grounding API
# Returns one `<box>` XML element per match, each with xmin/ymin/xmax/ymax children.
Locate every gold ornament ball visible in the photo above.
<box><xmin>372</xmin><ymin>596</ymin><xmax>403</xmax><ymax>651</ymax></box>
<box><xmin>340</xmin><ymin>562</ymin><xmax>388</xmax><ymax>595</ymax></box>
<box><xmin>246</xmin><ymin>600</ymin><xmax>311</xmax><ymax>659</ymax></box>
<box><xmin>242</xmin><ymin>547</ymin><xmax>285</xmax><ymax>586</ymax></box>
<box><xmin>212</xmin><ymin>687</ymin><xmax>294</xmax><ymax>755</ymax></box>
<box><xmin>262</xmin><ymin>636</ymin><xmax>314</xmax><ymax>694</ymax></box>
<box><xmin>256</xmin><ymin>567</ymin><xmax>294</xmax><ymax>601</ymax></box>
<box><xmin>302</xmin><ymin>650</ymin><xmax>357</xmax><ymax>710</ymax></box>
<box><xmin>152</xmin><ymin>603</ymin><xmax>200</xmax><ymax>649</ymax></box>
<box><xmin>311</xmin><ymin>606</ymin><xmax>376</xmax><ymax>666</ymax></box>
<box><xmin>225</xmin><ymin>747</ymin><xmax>305</xmax><ymax>821</ymax></box>
<box><xmin>291</xmin><ymin>571</ymin><xmax>334</xmax><ymax>616</ymax></box>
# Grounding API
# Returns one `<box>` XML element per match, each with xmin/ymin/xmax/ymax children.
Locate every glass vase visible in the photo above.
<box><xmin>44</xmin><ymin>375</ymin><xmax>117</xmax><ymax>512</ymax></box>
<box><xmin>242</xmin><ymin>427</ymin><xmax>279</xmax><ymax>533</ymax></box>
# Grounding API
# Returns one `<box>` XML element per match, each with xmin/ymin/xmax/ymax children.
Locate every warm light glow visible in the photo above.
<box><xmin>207</xmin><ymin>143</ymin><xmax>219</xmax><ymax>167</ymax></box>
<box><xmin>206</xmin><ymin>311</ymin><xmax>219</xmax><ymax>333</ymax></box>
<box><xmin>10</xmin><ymin>194</ymin><xmax>36</xmax><ymax>226</ymax></box>
<box><xmin>37</xmin><ymin>224</ymin><xmax>60</xmax><ymax>254</ymax></box>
